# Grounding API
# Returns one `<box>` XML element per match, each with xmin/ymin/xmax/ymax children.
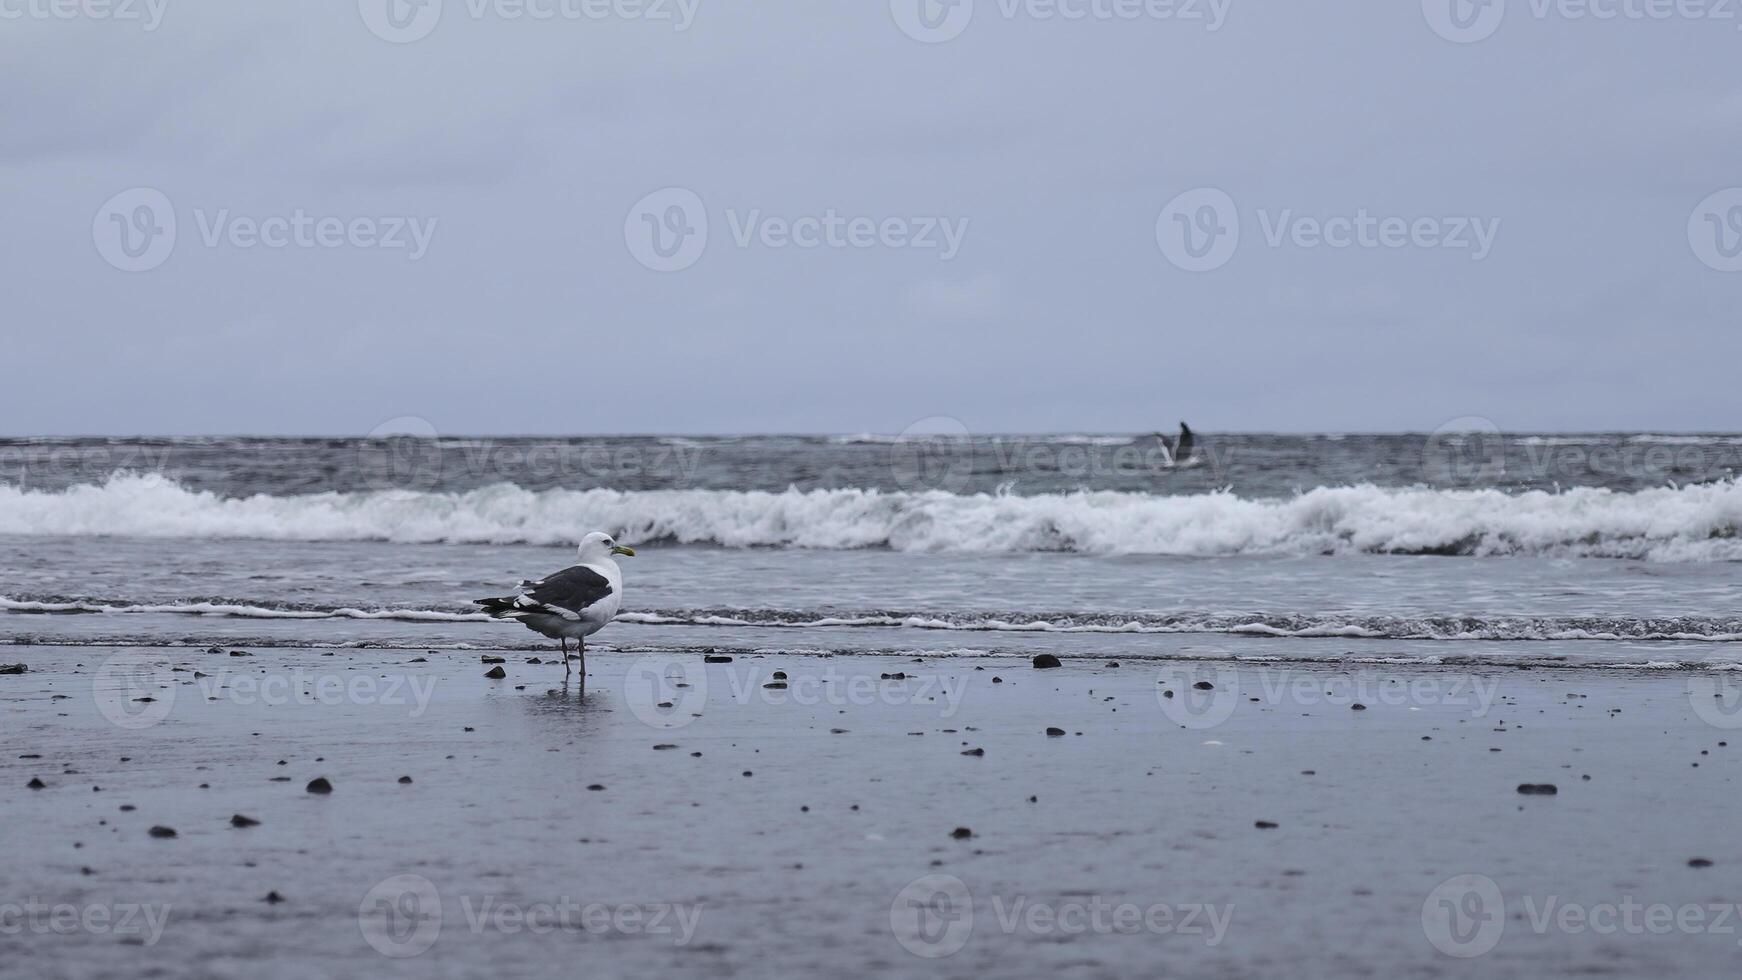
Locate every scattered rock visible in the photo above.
<box><xmin>763</xmin><ymin>681</ymin><xmax>787</xmax><ymax>690</ymax></box>
<box><xmin>1162</xmin><ymin>690</ymin><xmax>1175</xmax><ymax>699</ymax></box>
<box><xmin>704</xmin><ymin>655</ymin><xmax>733</xmax><ymax>664</ymax></box>
<box><xmin>27</xmin><ymin>777</ymin><xmax>46</xmax><ymax>790</ymax></box>
<box><xmin>587</xmin><ymin>784</ymin><xmax>605</xmax><ymax>791</ymax></box>
<box><xmin>653</xmin><ymin>744</ymin><xmax>678</xmax><ymax>751</ymax></box>
<box><xmin>306</xmin><ymin>777</ymin><xmax>333</xmax><ymax>795</ymax></box>
<box><xmin>409</xmin><ymin>658</ymin><xmax>427</xmax><ymax>664</ymax></box>
<box><xmin>1351</xmin><ymin>703</ymin><xmax>1367</xmax><ymax>711</ymax></box>
<box><xmin>0</xmin><ymin>664</ymin><xmax>26</xmax><ymax>674</ymax></box>
<box><xmin>1255</xmin><ymin>820</ymin><xmax>1279</xmax><ymax>830</ymax></box>
<box><xmin>1516</xmin><ymin>784</ymin><xmax>1558</xmax><ymax>796</ymax></box>
<box><xmin>398</xmin><ymin>776</ymin><xmax>413</xmax><ymax>784</ymax></box>
<box><xmin>230</xmin><ymin>814</ymin><xmax>260</xmax><ymax>828</ymax></box>
<box><xmin>484</xmin><ymin>666</ymin><xmax>507</xmax><ymax>679</ymax></box>
<box><xmin>229</xmin><ymin>650</ymin><xmax>251</xmax><ymax>657</ymax></box>
<box><xmin>951</xmin><ymin>827</ymin><xmax>973</xmax><ymax>839</ymax></box>
<box><xmin>263</xmin><ymin>891</ymin><xmax>285</xmax><ymax>904</ymax></box>
<box><xmin>961</xmin><ymin>748</ymin><xmax>985</xmax><ymax>757</ymax></box>
<box><xmin>1046</xmin><ymin>727</ymin><xmax>1066</xmax><ymax>737</ymax></box>
<box><xmin>481</xmin><ymin>656</ymin><xmax>506</xmax><ymax>664</ymax></box>
<box><xmin>772</xmin><ymin>671</ymin><xmax>788</xmax><ymax>680</ymax></box>
<box><xmin>1689</xmin><ymin>858</ymin><xmax>1714</xmax><ymax>868</ymax></box>
<box><xmin>1193</xmin><ymin>681</ymin><xmax>1215</xmax><ymax>691</ymax></box>
<box><xmin>148</xmin><ymin>826</ymin><xmax>177</xmax><ymax>839</ymax></box>
<box><xmin>1032</xmin><ymin>654</ymin><xmax>1062</xmax><ymax>670</ymax></box>
<box><xmin>1105</xmin><ymin>661</ymin><xmax>1120</xmax><ymax>668</ymax></box>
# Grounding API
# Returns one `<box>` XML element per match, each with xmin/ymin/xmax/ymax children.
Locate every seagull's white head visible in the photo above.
<box><xmin>578</xmin><ymin>531</ymin><xmax>635</xmax><ymax>564</ymax></box>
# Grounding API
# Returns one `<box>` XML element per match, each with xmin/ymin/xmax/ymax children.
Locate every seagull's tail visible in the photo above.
<box><xmin>474</xmin><ymin>596</ymin><xmax>518</xmax><ymax>618</ymax></box>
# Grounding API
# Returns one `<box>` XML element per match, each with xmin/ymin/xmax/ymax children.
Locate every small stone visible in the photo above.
<box><xmin>1193</xmin><ymin>681</ymin><xmax>1215</xmax><ymax>691</ymax></box>
<box><xmin>229</xmin><ymin>650</ymin><xmax>251</xmax><ymax>657</ymax></box>
<box><xmin>1255</xmin><ymin>820</ymin><xmax>1279</xmax><ymax>830</ymax></box>
<box><xmin>482</xmin><ymin>655</ymin><xmax>506</xmax><ymax>664</ymax></box>
<box><xmin>148</xmin><ymin>826</ymin><xmax>177</xmax><ymax>838</ymax></box>
<box><xmin>1516</xmin><ymin>784</ymin><xmax>1557</xmax><ymax>796</ymax></box>
<box><xmin>484</xmin><ymin>666</ymin><xmax>507</xmax><ymax>679</ymax></box>
<box><xmin>772</xmin><ymin>671</ymin><xmax>788</xmax><ymax>680</ymax></box>
<box><xmin>704</xmin><ymin>655</ymin><xmax>733</xmax><ymax>664</ymax></box>
<box><xmin>763</xmin><ymin>681</ymin><xmax>787</xmax><ymax>689</ymax></box>
<box><xmin>951</xmin><ymin>827</ymin><xmax>973</xmax><ymax>839</ymax></box>
<box><xmin>1032</xmin><ymin>654</ymin><xmax>1062</xmax><ymax>669</ymax></box>
<box><xmin>1351</xmin><ymin>703</ymin><xmax>1367</xmax><ymax>711</ymax></box>
<box><xmin>263</xmin><ymin>891</ymin><xmax>285</xmax><ymax>903</ymax></box>
<box><xmin>230</xmin><ymin>814</ymin><xmax>260</xmax><ymax>828</ymax></box>
<box><xmin>398</xmin><ymin>776</ymin><xmax>413</xmax><ymax>784</ymax></box>
<box><xmin>587</xmin><ymin>784</ymin><xmax>605</xmax><ymax>791</ymax></box>
<box><xmin>0</xmin><ymin>663</ymin><xmax>27</xmax><ymax>674</ymax></box>
<box><xmin>306</xmin><ymin>777</ymin><xmax>334</xmax><ymax>794</ymax></box>
<box><xmin>27</xmin><ymin>777</ymin><xmax>46</xmax><ymax>790</ymax></box>
<box><xmin>653</xmin><ymin>744</ymin><xmax>678</xmax><ymax>750</ymax></box>
<box><xmin>961</xmin><ymin>748</ymin><xmax>985</xmax><ymax>757</ymax></box>
<box><xmin>992</xmin><ymin>677</ymin><xmax>1004</xmax><ymax>684</ymax></box>
<box><xmin>1105</xmin><ymin>661</ymin><xmax>1120</xmax><ymax>668</ymax></box>
<box><xmin>1689</xmin><ymin>858</ymin><xmax>1714</xmax><ymax>868</ymax></box>
<box><xmin>1045</xmin><ymin>727</ymin><xmax>1066</xmax><ymax>737</ymax></box>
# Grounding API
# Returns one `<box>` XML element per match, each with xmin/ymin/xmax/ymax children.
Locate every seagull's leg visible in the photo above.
<box><xmin>577</xmin><ymin>638</ymin><xmax>586</xmax><ymax>695</ymax></box>
<box><xmin>562</xmin><ymin>638</ymin><xmax>571</xmax><ymax>679</ymax></box>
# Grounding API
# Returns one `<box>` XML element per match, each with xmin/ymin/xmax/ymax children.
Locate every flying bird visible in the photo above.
<box><xmin>1157</xmin><ymin>421</ymin><xmax>1199</xmax><ymax>467</ymax></box>
<box><xmin>474</xmin><ymin>531</ymin><xmax>635</xmax><ymax>689</ymax></box>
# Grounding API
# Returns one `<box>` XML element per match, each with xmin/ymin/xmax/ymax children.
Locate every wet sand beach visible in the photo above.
<box><xmin>5</xmin><ymin>644</ymin><xmax>1739</xmax><ymax>978</ymax></box>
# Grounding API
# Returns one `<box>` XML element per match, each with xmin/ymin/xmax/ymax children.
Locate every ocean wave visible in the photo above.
<box><xmin>9</xmin><ymin>594</ymin><xmax>1742</xmax><ymax>643</ymax></box>
<box><xmin>3</xmin><ymin>474</ymin><xmax>1742</xmax><ymax>560</ymax></box>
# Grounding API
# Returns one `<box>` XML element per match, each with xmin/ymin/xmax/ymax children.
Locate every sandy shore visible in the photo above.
<box><xmin>3</xmin><ymin>644</ymin><xmax>1739</xmax><ymax>978</ymax></box>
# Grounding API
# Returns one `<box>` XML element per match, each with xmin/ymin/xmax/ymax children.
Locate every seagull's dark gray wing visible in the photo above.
<box><xmin>515</xmin><ymin>565</ymin><xmax>613</xmax><ymax>619</ymax></box>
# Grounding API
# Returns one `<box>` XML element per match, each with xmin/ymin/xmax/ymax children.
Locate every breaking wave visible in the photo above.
<box><xmin>3</xmin><ymin>474</ymin><xmax>1742</xmax><ymax>560</ymax></box>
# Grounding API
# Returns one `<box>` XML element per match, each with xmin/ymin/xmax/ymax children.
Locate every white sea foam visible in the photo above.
<box><xmin>3</xmin><ymin>474</ymin><xmax>1742</xmax><ymax>560</ymax></box>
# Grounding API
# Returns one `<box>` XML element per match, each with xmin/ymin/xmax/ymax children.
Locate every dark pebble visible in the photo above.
<box><xmin>1351</xmin><ymin>703</ymin><xmax>1367</xmax><ymax>711</ymax></box>
<box><xmin>230</xmin><ymin>814</ymin><xmax>260</xmax><ymax>828</ymax></box>
<box><xmin>704</xmin><ymin>655</ymin><xmax>733</xmax><ymax>664</ymax></box>
<box><xmin>763</xmin><ymin>681</ymin><xmax>787</xmax><ymax>690</ymax></box>
<box><xmin>148</xmin><ymin>826</ymin><xmax>177</xmax><ymax>838</ymax></box>
<box><xmin>1033</xmin><ymin>654</ymin><xmax>1062</xmax><ymax>669</ymax></box>
<box><xmin>484</xmin><ymin>666</ymin><xmax>507</xmax><ymax>679</ymax></box>
<box><xmin>1255</xmin><ymin>820</ymin><xmax>1279</xmax><ymax>829</ymax></box>
<box><xmin>306</xmin><ymin>778</ymin><xmax>334</xmax><ymax>794</ymax></box>
<box><xmin>263</xmin><ymin>891</ymin><xmax>285</xmax><ymax>903</ymax></box>
<box><xmin>27</xmin><ymin>777</ymin><xmax>45</xmax><ymax>790</ymax></box>
<box><xmin>398</xmin><ymin>776</ymin><xmax>413</xmax><ymax>784</ymax></box>
<box><xmin>951</xmin><ymin>827</ymin><xmax>973</xmax><ymax>839</ymax></box>
<box><xmin>1516</xmin><ymin>784</ymin><xmax>1558</xmax><ymax>795</ymax></box>
<box><xmin>1046</xmin><ymin>727</ymin><xmax>1066</xmax><ymax>737</ymax></box>
<box><xmin>482</xmin><ymin>656</ymin><xmax>506</xmax><ymax>664</ymax></box>
<box><xmin>1193</xmin><ymin>681</ymin><xmax>1214</xmax><ymax>691</ymax></box>
<box><xmin>0</xmin><ymin>664</ymin><xmax>27</xmax><ymax>674</ymax></box>
<box><xmin>961</xmin><ymin>748</ymin><xmax>985</xmax><ymax>757</ymax></box>
<box><xmin>1689</xmin><ymin>858</ymin><xmax>1714</xmax><ymax>868</ymax></box>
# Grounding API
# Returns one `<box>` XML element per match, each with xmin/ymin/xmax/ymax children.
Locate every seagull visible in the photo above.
<box><xmin>474</xmin><ymin>531</ymin><xmax>635</xmax><ymax>690</ymax></box>
<box><xmin>1156</xmin><ymin>421</ymin><xmax>1199</xmax><ymax>467</ymax></box>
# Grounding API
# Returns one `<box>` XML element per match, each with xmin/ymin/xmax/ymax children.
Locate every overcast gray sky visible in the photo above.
<box><xmin>3</xmin><ymin>0</ymin><xmax>1738</xmax><ymax>435</ymax></box>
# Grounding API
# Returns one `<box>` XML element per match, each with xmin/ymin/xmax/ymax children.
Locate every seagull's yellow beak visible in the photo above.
<box><xmin>611</xmin><ymin>545</ymin><xmax>636</xmax><ymax>557</ymax></box>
